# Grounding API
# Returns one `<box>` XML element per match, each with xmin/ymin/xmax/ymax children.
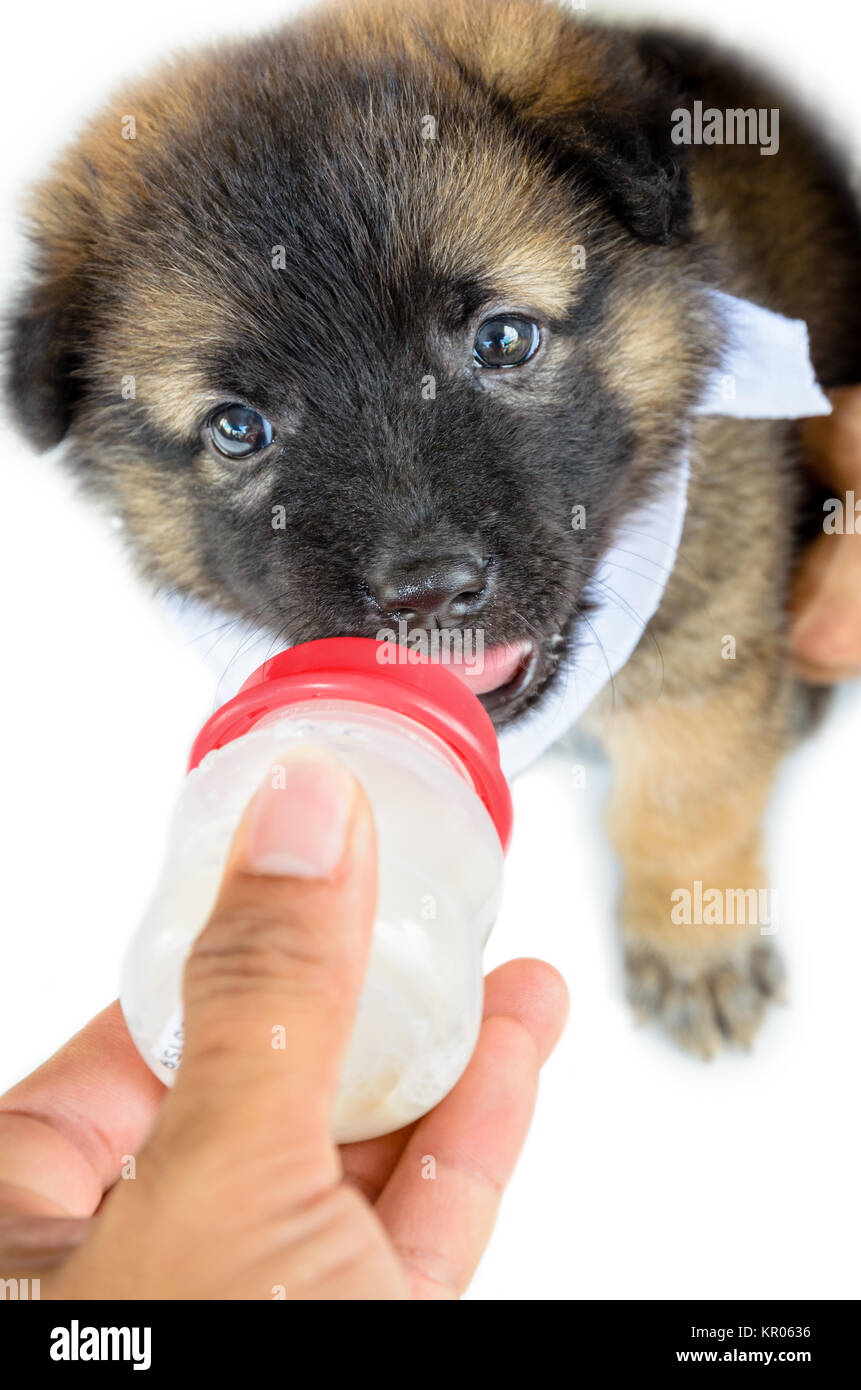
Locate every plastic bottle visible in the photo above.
<box><xmin>121</xmin><ymin>637</ymin><xmax>512</xmax><ymax>1143</ymax></box>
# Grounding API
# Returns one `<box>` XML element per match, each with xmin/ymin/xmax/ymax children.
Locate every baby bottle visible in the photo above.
<box><xmin>121</xmin><ymin>637</ymin><xmax>512</xmax><ymax>1143</ymax></box>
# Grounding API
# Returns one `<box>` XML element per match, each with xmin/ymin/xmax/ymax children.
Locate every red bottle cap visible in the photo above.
<box><xmin>187</xmin><ymin>637</ymin><xmax>513</xmax><ymax>852</ymax></box>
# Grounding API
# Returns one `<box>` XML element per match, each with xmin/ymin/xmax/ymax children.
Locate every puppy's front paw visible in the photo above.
<box><xmin>624</xmin><ymin>937</ymin><xmax>786</xmax><ymax>1058</ymax></box>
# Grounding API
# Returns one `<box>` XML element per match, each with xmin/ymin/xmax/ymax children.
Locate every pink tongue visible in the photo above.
<box><xmin>433</xmin><ymin>641</ymin><xmax>531</xmax><ymax>695</ymax></box>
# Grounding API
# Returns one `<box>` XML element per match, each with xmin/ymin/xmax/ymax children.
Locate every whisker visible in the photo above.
<box><xmin>585</xmin><ymin>576</ymin><xmax>666</xmax><ymax>699</ymax></box>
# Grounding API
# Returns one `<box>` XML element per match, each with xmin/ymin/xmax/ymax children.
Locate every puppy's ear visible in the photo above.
<box><xmin>5</xmin><ymin>262</ymin><xmax>85</xmax><ymax>450</ymax></box>
<box><xmin>516</xmin><ymin>22</ymin><xmax>692</xmax><ymax>246</ymax></box>
<box><xmin>536</xmin><ymin>94</ymin><xmax>691</xmax><ymax>246</ymax></box>
<box><xmin>440</xmin><ymin>4</ymin><xmax>691</xmax><ymax>245</ymax></box>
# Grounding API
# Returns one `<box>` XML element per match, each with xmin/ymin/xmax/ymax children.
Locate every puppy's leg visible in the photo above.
<box><xmin>600</xmin><ymin>669</ymin><xmax>791</xmax><ymax>1057</ymax></box>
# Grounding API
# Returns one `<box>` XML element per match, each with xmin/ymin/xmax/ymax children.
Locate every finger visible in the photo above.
<box><xmin>375</xmin><ymin>962</ymin><xmax>568</xmax><ymax>1298</ymax></box>
<box><xmin>792</xmin><ymin>386</ymin><xmax>861</xmax><ymax>679</ymax></box>
<box><xmin>339</xmin><ymin>958</ymin><xmax>568</xmax><ymax>1203</ymax></box>
<box><xmin>791</xmin><ymin>531</ymin><xmax>861</xmax><ymax>679</ymax></box>
<box><xmin>0</xmin><ymin>1214</ymin><xmax>91</xmax><ymax>1273</ymax></box>
<box><xmin>0</xmin><ymin>1002</ymin><xmax>164</xmax><ymax>1217</ymax></box>
<box><xmin>481</xmin><ymin>957</ymin><xmax>569</xmax><ymax>1065</ymax></box>
<box><xmin>800</xmin><ymin>385</ymin><xmax>861</xmax><ymax>489</ymax></box>
<box><xmin>171</xmin><ymin>746</ymin><xmax>377</xmax><ymax>1152</ymax></box>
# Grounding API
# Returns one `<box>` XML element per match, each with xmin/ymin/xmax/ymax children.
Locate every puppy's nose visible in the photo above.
<box><xmin>370</xmin><ymin>553</ymin><xmax>492</xmax><ymax>623</ymax></box>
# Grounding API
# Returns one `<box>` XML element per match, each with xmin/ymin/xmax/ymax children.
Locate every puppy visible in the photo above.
<box><xmin>7</xmin><ymin>0</ymin><xmax>861</xmax><ymax>1055</ymax></box>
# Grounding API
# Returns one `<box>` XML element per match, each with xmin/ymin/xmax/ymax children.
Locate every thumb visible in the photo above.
<box><xmin>173</xmin><ymin>745</ymin><xmax>377</xmax><ymax>1144</ymax></box>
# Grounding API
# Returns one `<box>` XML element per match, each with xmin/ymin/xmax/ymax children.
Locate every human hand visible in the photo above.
<box><xmin>792</xmin><ymin>385</ymin><xmax>861</xmax><ymax>682</ymax></box>
<box><xmin>0</xmin><ymin>748</ymin><xmax>567</xmax><ymax>1299</ymax></box>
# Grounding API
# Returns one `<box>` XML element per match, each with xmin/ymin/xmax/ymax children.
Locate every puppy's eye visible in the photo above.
<box><xmin>207</xmin><ymin>404</ymin><xmax>273</xmax><ymax>458</ymax></box>
<box><xmin>473</xmin><ymin>316</ymin><xmax>540</xmax><ymax>368</ymax></box>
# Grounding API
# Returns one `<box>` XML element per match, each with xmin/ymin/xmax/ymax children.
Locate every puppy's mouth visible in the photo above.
<box><xmin>431</xmin><ymin>637</ymin><xmax>564</xmax><ymax>722</ymax></box>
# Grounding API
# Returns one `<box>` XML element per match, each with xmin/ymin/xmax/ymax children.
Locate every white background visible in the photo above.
<box><xmin>1</xmin><ymin>0</ymin><xmax>859</xmax><ymax>1300</ymax></box>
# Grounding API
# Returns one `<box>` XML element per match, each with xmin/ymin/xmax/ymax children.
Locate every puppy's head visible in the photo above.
<box><xmin>6</xmin><ymin>0</ymin><xmax>717</xmax><ymax>723</ymax></box>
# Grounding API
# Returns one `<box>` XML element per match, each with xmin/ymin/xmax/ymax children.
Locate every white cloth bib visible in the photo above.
<box><xmin>159</xmin><ymin>290</ymin><xmax>831</xmax><ymax>779</ymax></box>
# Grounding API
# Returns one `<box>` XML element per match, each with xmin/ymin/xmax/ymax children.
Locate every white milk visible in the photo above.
<box><xmin>121</xmin><ymin>700</ymin><xmax>504</xmax><ymax>1142</ymax></box>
